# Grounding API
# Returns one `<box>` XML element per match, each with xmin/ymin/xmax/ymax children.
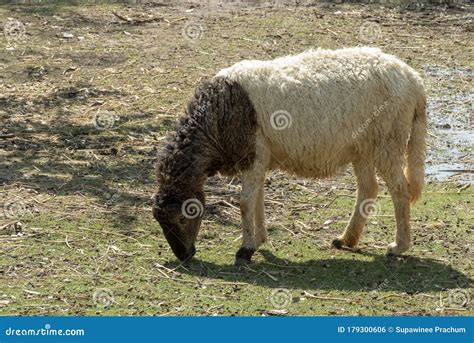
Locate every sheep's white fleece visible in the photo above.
<box><xmin>217</xmin><ymin>47</ymin><xmax>426</xmax><ymax>192</ymax></box>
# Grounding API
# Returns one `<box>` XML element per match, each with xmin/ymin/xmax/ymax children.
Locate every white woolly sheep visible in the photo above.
<box><xmin>153</xmin><ymin>47</ymin><xmax>427</xmax><ymax>265</ymax></box>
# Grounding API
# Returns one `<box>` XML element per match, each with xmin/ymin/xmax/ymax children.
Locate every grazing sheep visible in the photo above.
<box><xmin>153</xmin><ymin>47</ymin><xmax>427</xmax><ymax>265</ymax></box>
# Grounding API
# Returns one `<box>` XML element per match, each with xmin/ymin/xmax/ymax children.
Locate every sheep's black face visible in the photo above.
<box><xmin>153</xmin><ymin>193</ymin><xmax>204</xmax><ymax>262</ymax></box>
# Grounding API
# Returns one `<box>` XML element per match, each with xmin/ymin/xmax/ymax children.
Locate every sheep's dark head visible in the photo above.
<box><xmin>153</xmin><ymin>77</ymin><xmax>257</xmax><ymax>261</ymax></box>
<box><xmin>153</xmin><ymin>191</ymin><xmax>204</xmax><ymax>262</ymax></box>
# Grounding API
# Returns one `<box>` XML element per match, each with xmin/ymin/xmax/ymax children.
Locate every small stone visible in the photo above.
<box><xmin>264</xmin><ymin>309</ymin><xmax>288</xmax><ymax>316</ymax></box>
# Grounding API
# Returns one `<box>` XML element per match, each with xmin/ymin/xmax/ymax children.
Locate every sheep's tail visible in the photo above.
<box><xmin>405</xmin><ymin>94</ymin><xmax>427</xmax><ymax>203</ymax></box>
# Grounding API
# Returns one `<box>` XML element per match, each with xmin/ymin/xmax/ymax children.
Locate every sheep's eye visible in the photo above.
<box><xmin>178</xmin><ymin>215</ymin><xmax>187</xmax><ymax>226</ymax></box>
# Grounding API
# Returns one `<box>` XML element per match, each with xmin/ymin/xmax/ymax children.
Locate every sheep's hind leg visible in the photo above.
<box><xmin>332</xmin><ymin>160</ymin><xmax>378</xmax><ymax>250</ymax></box>
<box><xmin>378</xmin><ymin>165</ymin><xmax>412</xmax><ymax>256</ymax></box>
<box><xmin>235</xmin><ymin>168</ymin><xmax>265</xmax><ymax>266</ymax></box>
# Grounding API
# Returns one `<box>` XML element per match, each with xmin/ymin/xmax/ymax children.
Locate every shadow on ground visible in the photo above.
<box><xmin>1</xmin><ymin>88</ymin><xmax>167</xmax><ymax>205</ymax></box>
<box><xmin>169</xmin><ymin>249</ymin><xmax>471</xmax><ymax>293</ymax></box>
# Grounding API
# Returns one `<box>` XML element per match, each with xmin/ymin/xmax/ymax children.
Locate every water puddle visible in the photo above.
<box><xmin>424</xmin><ymin>65</ymin><xmax>473</xmax><ymax>183</ymax></box>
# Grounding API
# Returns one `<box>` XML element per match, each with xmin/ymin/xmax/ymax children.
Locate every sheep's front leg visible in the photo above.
<box><xmin>254</xmin><ymin>183</ymin><xmax>267</xmax><ymax>247</ymax></box>
<box><xmin>235</xmin><ymin>169</ymin><xmax>265</xmax><ymax>266</ymax></box>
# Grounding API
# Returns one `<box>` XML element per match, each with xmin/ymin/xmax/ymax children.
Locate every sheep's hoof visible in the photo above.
<box><xmin>234</xmin><ymin>247</ymin><xmax>255</xmax><ymax>266</ymax></box>
<box><xmin>386</xmin><ymin>242</ymin><xmax>410</xmax><ymax>256</ymax></box>
<box><xmin>332</xmin><ymin>238</ymin><xmax>360</xmax><ymax>252</ymax></box>
<box><xmin>234</xmin><ymin>257</ymin><xmax>251</xmax><ymax>266</ymax></box>
<box><xmin>331</xmin><ymin>238</ymin><xmax>345</xmax><ymax>249</ymax></box>
<box><xmin>331</xmin><ymin>237</ymin><xmax>356</xmax><ymax>249</ymax></box>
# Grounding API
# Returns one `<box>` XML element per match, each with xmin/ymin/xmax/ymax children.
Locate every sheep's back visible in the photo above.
<box><xmin>217</xmin><ymin>47</ymin><xmax>425</xmax><ymax>177</ymax></box>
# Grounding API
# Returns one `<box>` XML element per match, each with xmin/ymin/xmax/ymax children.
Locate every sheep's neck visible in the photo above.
<box><xmin>161</xmin><ymin>133</ymin><xmax>217</xmax><ymax>197</ymax></box>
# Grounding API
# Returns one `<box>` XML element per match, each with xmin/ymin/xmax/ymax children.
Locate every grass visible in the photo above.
<box><xmin>0</xmin><ymin>1</ymin><xmax>472</xmax><ymax>316</ymax></box>
<box><xmin>1</xmin><ymin>182</ymin><xmax>473</xmax><ymax>315</ymax></box>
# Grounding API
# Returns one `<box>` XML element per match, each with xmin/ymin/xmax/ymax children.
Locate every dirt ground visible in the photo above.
<box><xmin>0</xmin><ymin>1</ymin><xmax>473</xmax><ymax>316</ymax></box>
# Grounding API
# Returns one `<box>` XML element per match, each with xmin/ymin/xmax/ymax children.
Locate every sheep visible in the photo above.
<box><xmin>153</xmin><ymin>47</ymin><xmax>427</xmax><ymax>265</ymax></box>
